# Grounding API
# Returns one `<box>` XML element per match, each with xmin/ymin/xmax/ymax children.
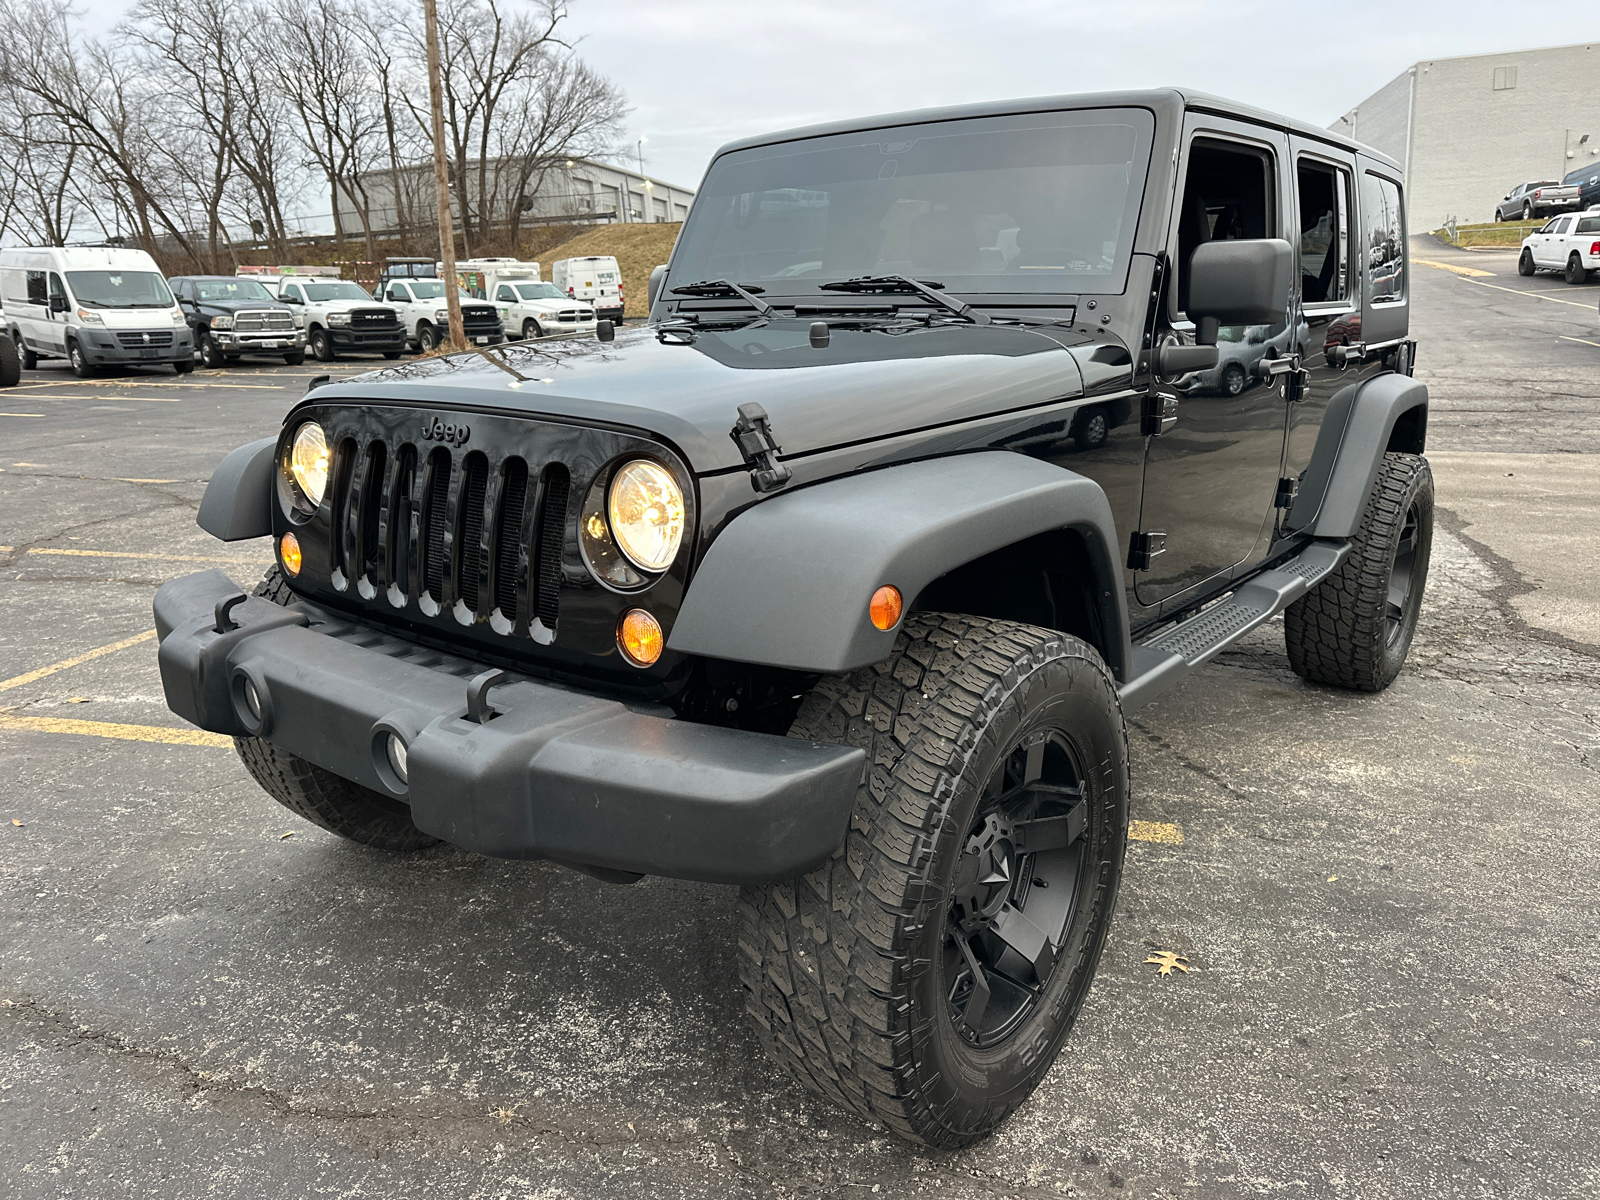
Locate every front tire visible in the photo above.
<box><xmin>283</xmin><ymin>350</ymin><xmax>305</xmax><ymax>365</ymax></box>
<box><xmin>521</xmin><ymin>318</ymin><xmax>543</xmax><ymax>340</ymax></box>
<box><xmin>0</xmin><ymin>334</ymin><xmax>19</xmax><ymax>387</ymax></box>
<box><xmin>16</xmin><ymin>334</ymin><xmax>37</xmax><ymax>371</ymax></box>
<box><xmin>1285</xmin><ymin>452</ymin><xmax>1434</xmax><ymax>693</ymax></box>
<box><xmin>173</xmin><ymin>357</ymin><xmax>195</xmax><ymax>374</ymax></box>
<box><xmin>199</xmin><ymin>332</ymin><xmax>228</xmax><ymax>368</ymax></box>
<box><xmin>233</xmin><ymin>567</ymin><xmax>440</xmax><ymax>852</ymax></box>
<box><xmin>68</xmin><ymin>338</ymin><xmax>95</xmax><ymax>378</ymax></box>
<box><xmin>416</xmin><ymin>323</ymin><xmax>439</xmax><ymax>352</ymax></box>
<box><xmin>1518</xmin><ymin>249</ymin><xmax>1536</xmax><ymax>276</ymax></box>
<box><xmin>739</xmin><ymin>614</ymin><xmax>1128</xmax><ymax>1147</ymax></box>
<box><xmin>382</xmin><ymin>350</ymin><xmax>402</xmax><ymax>359</ymax></box>
<box><xmin>309</xmin><ymin>328</ymin><xmax>335</xmax><ymax>361</ymax></box>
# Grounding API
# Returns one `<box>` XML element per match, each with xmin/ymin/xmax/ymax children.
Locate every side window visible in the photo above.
<box><xmin>1553</xmin><ymin>217</ymin><xmax>1573</xmax><ymax>235</ymax></box>
<box><xmin>1538</xmin><ymin>217</ymin><xmax>1561</xmax><ymax>234</ymax></box>
<box><xmin>1576</xmin><ymin>216</ymin><xmax>1600</xmax><ymax>235</ymax></box>
<box><xmin>1176</xmin><ymin>138</ymin><xmax>1277</xmax><ymax>315</ymax></box>
<box><xmin>1296</xmin><ymin>158</ymin><xmax>1352</xmax><ymax>304</ymax></box>
<box><xmin>496</xmin><ymin>286</ymin><xmax>515</xmax><ymax>302</ymax></box>
<box><xmin>26</xmin><ymin>270</ymin><xmax>48</xmax><ymax>305</ymax></box>
<box><xmin>1361</xmin><ymin>172</ymin><xmax>1405</xmax><ymax>305</ymax></box>
<box><xmin>48</xmin><ymin>272</ymin><xmax>67</xmax><ymax>300</ymax></box>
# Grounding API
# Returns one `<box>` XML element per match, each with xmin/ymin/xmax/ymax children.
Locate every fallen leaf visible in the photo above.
<box><xmin>279</xmin><ymin>831</ymin><xmax>294</xmax><ymax>840</ymax></box>
<box><xmin>1327</xmin><ymin>875</ymin><xmax>1338</xmax><ymax>882</ymax></box>
<box><xmin>1144</xmin><ymin>950</ymin><xmax>1191</xmax><ymax>976</ymax></box>
<box><xmin>65</xmin><ymin>697</ymin><xmax>90</xmax><ymax>704</ymax></box>
<box><xmin>10</xmin><ymin>819</ymin><xmax>21</xmax><ymax>827</ymax></box>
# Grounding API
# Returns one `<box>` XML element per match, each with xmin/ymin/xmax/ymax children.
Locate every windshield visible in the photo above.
<box><xmin>66</xmin><ymin>270</ymin><xmax>174</xmax><ymax>309</ymax></box>
<box><xmin>668</xmin><ymin>108</ymin><xmax>1154</xmax><ymax>299</ymax></box>
<box><xmin>192</xmin><ymin>278</ymin><xmax>275</xmax><ymax>303</ymax></box>
<box><xmin>406</xmin><ymin>280</ymin><xmax>454</xmax><ymax>300</ymax></box>
<box><xmin>514</xmin><ymin>282</ymin><xmax>565</xmax><ymax>300</ymax></box>
<box><xmin>302</xmin><ymin>281</ymin><xmax>372</xmax><ymax>302</ymax></box>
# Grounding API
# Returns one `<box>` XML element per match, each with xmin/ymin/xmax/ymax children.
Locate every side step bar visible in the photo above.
<box><xmin>1117</xmin><ymin>539</ymin><xmax>1349</xmax><ymax>711</ymax></box>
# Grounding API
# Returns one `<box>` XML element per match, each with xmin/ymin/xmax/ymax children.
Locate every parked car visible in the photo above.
<box><xmin>377</xmin><ymin>276</ymin><xmax>505</xmax><ymax>351</ymax></box>
<box><xmin>550</xmin><ymin>255</ymin><xmax>624</xmax><ymax>323</ymax></box>
<box><xmin>160</xmin><ymin>88</ymin><xmax>1432</xmax><ymax>1148</ymax></box>
<box><xmin>1518</xmin><ymin>209</ymin><xmax>1600</xmax><ymax>283</ymax></box>
<box><xmin>493</xmin><ymin>278</ymin><xmax>597</xmax><ymax>339</ymax></box>
<box><xmin>1562</xmin><ymin>163</ymin><xmax>1600</xmax><ymax>211</ymax></box>
<box><xmin>2</xmin><ymin>246</ymin><xmax>194</xmax><ymax>377</ymax></box>
<box><xmin>170</xmin><ymin>277</ymin><xmax>304</xmax><ymax>367</ymax></box>
<box><xmin>1495</xmin><ymin>180</ymin><xmax>1581</xmax><ymax>222</ymax></box>
<box><xmin>274</xmin><ymin>278</ymin><xmax>406</xmax><ymax>361</ymax></box>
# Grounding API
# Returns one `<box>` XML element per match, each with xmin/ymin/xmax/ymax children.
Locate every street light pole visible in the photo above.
<box><xmin>423</xmin><ymin>0</ymin><xmax>463</xmax><ymax>350</ymax></box>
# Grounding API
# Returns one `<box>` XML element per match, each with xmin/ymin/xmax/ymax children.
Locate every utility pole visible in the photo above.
<box><xmin>423</xmin><ymin>0</ymin><xmax>463</xmax><ymax>350</ymax></box>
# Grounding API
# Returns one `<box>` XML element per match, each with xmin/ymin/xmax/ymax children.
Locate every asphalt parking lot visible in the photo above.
<box><xmin>2</xmin><ymin>242</ymin><xmax>1597</xmax><ymax>1199</ymax></box>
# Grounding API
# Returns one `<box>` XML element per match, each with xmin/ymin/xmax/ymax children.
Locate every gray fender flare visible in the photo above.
<box><xmin>196</xmin><ymin>436</ymin><xmax>276</xmax><ymax>541</ymax></box>
<box><xmin>1289</xmin><ymin>372</ymin><xmax>1428</xmax><ymax>538</ymax></box>
<box><xmin>667</xmin><ymin>452</ymin><xmax>1130</xmax><ymax>678</ymax></box>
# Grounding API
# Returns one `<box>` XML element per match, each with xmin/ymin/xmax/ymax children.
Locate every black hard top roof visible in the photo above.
<box><xmin>712</xmin><ymin>87</ymin><xmax>1399</xmax><ymax>173</ymax></box>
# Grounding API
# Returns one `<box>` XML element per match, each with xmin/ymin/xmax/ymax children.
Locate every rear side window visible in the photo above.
<box><xmin>1576</xmin><ymin>217</ymin><xmax>1600</xmax><ymax>234</ymax></box>
<box><xmin>1297</xmin><ymin>158</ymin><xmax>1352</xmax><ymax>304</ymax></box>
<box><xmin>26</xmin><ymin>270</ymin><xmax>47</xmax><ymax>305</ymax></box>
<box><xmin>1361</xmin><ymin>172</ymin><xmax>1405</xmax><ymax>305</ymax></box>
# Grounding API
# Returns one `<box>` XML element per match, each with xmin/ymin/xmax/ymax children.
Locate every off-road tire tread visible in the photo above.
<box><xmin>232</xmin><ymin>567</ymin><xmax>439</xmax><ymax>853</ymax></box>
<box><xmin>1284</xmin><ymin>452</ymin><xmax>1432</xmax><ymax>692</ymax></box>
<box><xmin>737</xmin><ymin>612</ymin><xmax>1125</xmax><ymax>1148</ymax></box>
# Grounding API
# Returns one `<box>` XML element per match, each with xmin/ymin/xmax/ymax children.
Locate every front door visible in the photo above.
<box><xmin>1136</xmin><ymin>115</ymin><xmax>1292</xmax><ymax>610</ymax></box>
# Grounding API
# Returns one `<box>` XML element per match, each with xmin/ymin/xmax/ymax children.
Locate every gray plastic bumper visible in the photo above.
<box><xmin>153</xmin><ymin>569</ymin><xmax>865</xmax><ymax>884</ymax></box>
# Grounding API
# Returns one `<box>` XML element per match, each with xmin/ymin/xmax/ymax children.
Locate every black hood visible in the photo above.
<box><xmin>309</xmin><ymin>319</ymin><xmax>1101</xmax><ymax>473</ymax></box>
<box><xmin>200</xmin><ymin>297</ymin><xmax>292</xmax><ymax>314</ymax></box>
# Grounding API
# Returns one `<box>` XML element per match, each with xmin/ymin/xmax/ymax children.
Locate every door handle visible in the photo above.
<box><xmin>1254</xmin><ymin>353</ymin><xmax>1301</xmax><ymax>380</ymax></box>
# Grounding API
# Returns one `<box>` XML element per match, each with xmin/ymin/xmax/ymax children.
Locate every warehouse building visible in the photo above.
<box><xmin>1330</xmin><ymin>42</ymin><xmax>1600</xmax><ymax>229</ymax></box>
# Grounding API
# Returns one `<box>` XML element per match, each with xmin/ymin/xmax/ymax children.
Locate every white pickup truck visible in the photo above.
<box><xmin>1519</xmin><ymin>208</ymin><xmax>1600</xmax><ymax>284</ymax></box>
<box><xmin>490</xmin><ymin>279</ymin><xmax>597</xmax><ymax>339</ymax></box>
<box><xmin>377</xmin><ymin>277</ymin><xmax>505</xmax><ymax>351</ymax></box>
<box><xmin>271</xmin><ymin>278</ymin><xmax>407</xmax><ymax>360</ymax></box>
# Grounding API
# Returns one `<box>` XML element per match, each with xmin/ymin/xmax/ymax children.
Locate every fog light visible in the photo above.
<box><xmin>279</xmin><ymin>531</ymin><xmax>302</xmax><ymax>576</ymax></box>
<box><xmin>869</xmin><ymin>585</ymin><xmax>903</xmax><ymax>631</ymax></box>
<box><xmin>385</xmin><ymin>733</ymin><xmax>408</xmax><ymax>784</ymax></box>
<box><xmin>241</xmin><ymin>678</ymin><xmax>262</xmax><ymax>721</ymax></box>
<box><xmin>618</xmin><ymin>608</ymin><xmax>664</xmax><ymax>667</ymax></box>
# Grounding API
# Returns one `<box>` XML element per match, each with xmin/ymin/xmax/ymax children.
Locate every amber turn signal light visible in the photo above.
<box><xmin>279</xmin><ymin>531</ymin><xmax>302</xmax><ymax>577</ymax></box>
<box><xmin>618</xmin><ymin>608</ymin><xmax>664</xmax><ymax>667</ymax></box>
<box><xmin>869</xmin><ymin>585</ymin><xmax>902</xmax><ymax>631</ymax></box>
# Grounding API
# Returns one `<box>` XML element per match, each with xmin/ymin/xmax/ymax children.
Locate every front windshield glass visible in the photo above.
<box><xmin>668</xmin><ymin>108</ymin><xmax>1155</xmax><ymax>298</ymax></box>
<box><xmin>303</xmin><ymin>281</ymin><xmax>372</xmax><ymax>302</ymax></box>
<box><xmin>408</xmin><ymin>280</ymin><xmax>456</xmax><ymax>300</ymax></box>
<box><xmin>192</xmin><ymin>278</ymin><xmax>275</xmax><ymax>303</ymax></box>
<box><xmin>514</xmin><ymin>282</ymin><xmax>564</xmax><ymax>300</ymax></box>
<box><xmin>66</xmin><ymin>270</ymin><xmax>174</xmax><ymax>309</ymax></box>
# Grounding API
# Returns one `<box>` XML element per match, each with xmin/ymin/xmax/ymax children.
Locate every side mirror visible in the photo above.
<box><xmin>647</xmin><ymin>264</ymin><xmax>667</xmax><ymax>309</ymax></box>
<box><xmin>1187</xmin><ymin>239</ymin><xmax>1293</xmax><ymax>345</ymax></box>
<box><xmin>49</xmin><ymin>295</ymin><xmax>69</xmax><ymax>314</ymax></box>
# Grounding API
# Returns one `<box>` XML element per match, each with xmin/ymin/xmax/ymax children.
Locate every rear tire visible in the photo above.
<box><xmin>1518</xmin><ymin>249</ymin><xmax>1536</xmax><ymax>276</ymax></box>
<box><xmin>1566</xmin><ymin>254</ymin><xmax>1587</xmax><ymax>285</ymax></box>
<box><xmin>739</xmin><ymin>613</ymin><xmax>1128</xmax><ymax>1147</ymax></box>
<box><xmin>1522</xmin><ymin>201</ymin><xmax>1533</xmax><ymax>220</ymax></box>
<box><xmin>1285</xmin><ymin>452</ymin><xmax>1433</xmax><ymax>693</ymax></box>
<box><xmin>232</xmin><ymin>567</ymin><xmax>441</xmax><ymax>853</ymax></box>
<box><xmin>0</xmin><ymin>335</ymin><xmax>19</xmax><ymax>388</ymax></box>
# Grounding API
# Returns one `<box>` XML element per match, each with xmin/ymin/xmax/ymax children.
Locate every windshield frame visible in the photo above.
<box><xmin>665</xmin><ymin>106</ymin><xmax>1157</xmax><ymax>306</ymax></box>
<box><xmin>65</xmin><ymin>270</ymin><xmax>176</xmax><ymax>310</ymax></box>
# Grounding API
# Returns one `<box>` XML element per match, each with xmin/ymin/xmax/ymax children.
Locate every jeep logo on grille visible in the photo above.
<box><xmin>420</xmin><ymin>417</ymin><xmax>470</xmax><ymax>446</ymax></box>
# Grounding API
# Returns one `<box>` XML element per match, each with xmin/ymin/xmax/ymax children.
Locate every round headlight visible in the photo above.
<box><xmin>289</xmin><ymin>422</ymin><xmax>330</xmax><ymax>508</ymax></box>
<box><xmin>607</xmin><ymin>460</ymin><xmax>684</xmax><ymax>572</ymax></box>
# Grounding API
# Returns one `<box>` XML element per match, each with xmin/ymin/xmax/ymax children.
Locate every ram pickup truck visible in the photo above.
<box><xmin>377</xmin><ymin>276</ymin><xmax>505</xmax><ymax>352</ymax></box>
<box><xmin>1495</xmin><ymin>179</ymin><xmax>1582</xmax><ymax>221</ymax></box>
<box><xmin>1519</xmin><ymin>208</ymin><xmax>1600</xmax><ymax>283</ymax></box>
<box><xmin>492</xmin><ymin>279</ymin><xmax>598</xmax><ymax>339</ymax></box>
<box><xmin>169</xmin><ymin>276</ymin><xmax>304</xmax><ymax>367</ymax></box>
<box><xmin>155</xmin><ymin>88</ymin><xmax>1430</xmax><ymax>1149</ymax></box>
<box><xmin>274</xmin><ymin>278</ymin><xmax>407</xmax><ymax>360</ymax></box>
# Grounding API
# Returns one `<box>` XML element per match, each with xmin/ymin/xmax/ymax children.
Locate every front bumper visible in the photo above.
<box><xmin>81</xmin><ymin>330</ymin><xmax>193</xmax><ymax>365</ymax></box>
<box><xmin>214</xmin><ymin>329</ymin><xmax>306</xmax><ymax>353</ymax></box>
<box><xmin>153</xmin><ymin>570</ymin><xmax>864</xmax><ymax>884</ymax></box>
<box><xmin>328</xmin><ymin>326</ymin><xmax>406</xmax><ymax>351</ymax></box>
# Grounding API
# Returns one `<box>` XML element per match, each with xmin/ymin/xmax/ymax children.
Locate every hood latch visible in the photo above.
<box><xmin>730</xmin><ymin>402</ymin><xmax>792</xmax><ymax>494</ymax></box>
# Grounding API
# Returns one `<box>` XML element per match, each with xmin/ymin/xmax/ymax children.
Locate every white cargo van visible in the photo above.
<box><xmin>1</xmin><ymin>246</ymin><xmax>194</xmax><ymax>376</ymax></box>
<box><xmin>550</xmin><ymin>256</ymin><xmax>624</xmax><ymax>323</ymax></box>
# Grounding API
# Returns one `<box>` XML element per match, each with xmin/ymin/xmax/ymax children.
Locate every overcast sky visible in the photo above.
<box><xmin>575</xmin><ymin>1</ymin><xmax>1598</xmax><ymax>189</ymax></box>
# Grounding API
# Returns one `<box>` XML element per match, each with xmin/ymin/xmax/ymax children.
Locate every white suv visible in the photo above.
<box><xmin>493</xmin><ymin>280</ymin><xmax>597</xmax><ymax>339</ymax></box>
<box><xmin>1519</xmin><ymin>209</ymin><xmax>1600</xmax><ymax>284</ymax></box>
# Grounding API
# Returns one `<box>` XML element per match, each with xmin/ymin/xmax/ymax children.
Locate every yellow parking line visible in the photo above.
<box><xmin>1129</xmin><ymin>820</ymin><xmax>1184</xmax><ymax>844</ymax></box>
<box><xmin>1414</xmin><ymin>258</ymin><xmax>1494</xmax><ymax>278</ymax></box>
<box><xmin>17</xmin><ymin>547</ymin><xmax>269</xmax><ymax>565</ymax></box>
<box><xmin>0</xmin><ymin>630</ymin><xmax>157</xmax><ymax>693</ymax></box>
<box><xmin>0</xmin><ymin>712</ymin><xmax>229</xmax><ymax>747</ymax></box>
<box><xmin>1560</xmin><ymin>335</ymin><xmax>1600</xmax><ymax>348</ymax></box>
<box><xmin>1460</xmin><ymin>278</ymin><xmax>1596</xmax><ymax>309</ymax></box>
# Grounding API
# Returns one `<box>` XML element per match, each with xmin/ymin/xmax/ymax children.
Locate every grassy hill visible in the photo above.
<box><xmin>537</xmin><ymin>223</ymin><xmax>681</xmax><ymax>318</ymax></box>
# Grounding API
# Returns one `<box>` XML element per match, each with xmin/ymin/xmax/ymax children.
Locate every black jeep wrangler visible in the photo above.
<box><xmin>154</xmin><ymin>90</ymin><xmax>1431</xmax><ymax>1147</ymax></box>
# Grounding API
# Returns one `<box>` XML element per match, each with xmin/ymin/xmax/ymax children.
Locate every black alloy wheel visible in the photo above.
<box><xmin>1566</xmin><ymin>254</ymin><xmax>1587</xmax><ymax>285</ymax></box>
<box><xmin>1385</xmin><ymin>499</ymin><xmax>1423</xmax><ymax>650</ymax></box>
<box><xmin>416</xmin><ymin>323</ymin><xmax>439</xmax><ymax>352</ymax></box>
<box><xmin>1518</xmin><ymin>249</ymin><xmax>1536</xmax><ymax>277</ymax></box>
<box><xmin>309</xmin><ymin>328</ymin><xmax>335</xmax><ymax>361</ymax></box>
<box><xmin>200</xmin><ymin>332</ymin><xmax>228</xmax><ymax>368</ymax></box>
<box><xmin>1221</xmin><ymin>362</ymin><xmax>1247</xmax><ymax>396</ymax></box>
<box><xmin>68</xmin><ymin>339</ymin><xmax>94</xmax><ymax>378</ymax></box>
<box><xmin>943</xmin><ymin>732</ymin><xmax>1093</xmax><ymax>1049</ymax></box>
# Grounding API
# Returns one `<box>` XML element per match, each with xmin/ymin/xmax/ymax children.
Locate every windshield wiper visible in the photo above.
<box><xmin>669</xmin><ymin>279</ymin><xmax>773</xmax><ymax>317</ymax></box>
<box><xmin>817</xmin><ymin>275</ymin><xmax>990</xmax><ymax>325</ymax></box>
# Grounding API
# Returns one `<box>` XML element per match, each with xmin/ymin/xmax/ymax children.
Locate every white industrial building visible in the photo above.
<box><xmin>1330</xmin><ymin>42</ymin><xmax>1600</xmax><ymax>229</ymax></box>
